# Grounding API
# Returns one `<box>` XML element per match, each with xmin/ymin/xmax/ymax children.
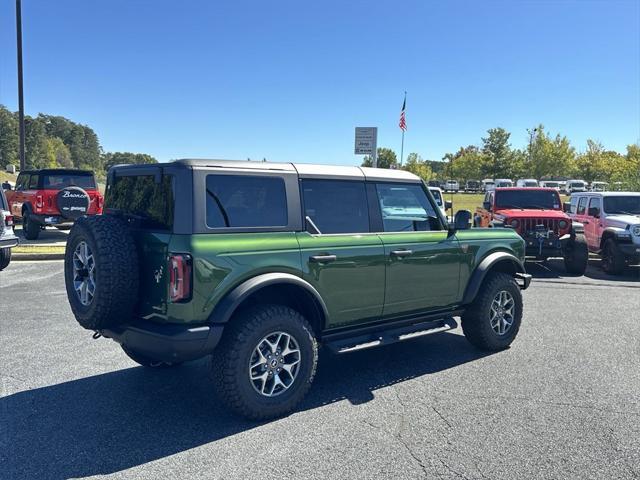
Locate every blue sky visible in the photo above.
<box><xmin>0</xmin><ymin>0</ymin><xmax>638</xmax><ymax>165</ymax></box>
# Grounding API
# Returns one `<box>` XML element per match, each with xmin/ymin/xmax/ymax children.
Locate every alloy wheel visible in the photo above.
<box><xmin>490</xmin><ymin>290</ymin><xmax>515</xmax><ymax>336</ymax></box>
<box><xmin>73</xmin><ymin>241</ymin><xmax>96</xmax><ymax>306</ymax></box>
<box><xmin>249</xmin><ymin>331</ymin><xmax>301</xmax><ymax>397</ymax></box>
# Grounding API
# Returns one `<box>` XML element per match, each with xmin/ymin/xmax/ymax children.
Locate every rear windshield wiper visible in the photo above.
<box><xmin>206</xmin><ymin>188</ymin><xmax>230</xmax><ymax>227</ymax></box>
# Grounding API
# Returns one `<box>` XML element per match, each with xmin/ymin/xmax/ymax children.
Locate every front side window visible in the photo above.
<box><xmin>430</xmin><ymin>189</ymin><xmax>443</xmax><ymax>207</ymax></box>
<box><xmin>206</xmin><ymin>175</ymin><xmax>287</xmax><ymax>228</ymax></box>
<box><xmin>588</xmin><ymin>197</ymin><xmax>601</xmax><ymax>216</ymax></box>
<box><xmin>301</xmin><ymin>180</ymin><xmax>369</xmax><ymax>234</ymax></box>
<box><xmin>376</xmin><ymin>183</ymin><xmax>441</xmax><ymax>232</ymax></box>
<box><xmin>569</xmin><ymin>196</ymin><xmax>579</xmax><ymax>214</ymax></box>
<box><xmin>577</xmin><ymin>197</ymin><xmax>588</xmax><ymax>215</ymax></box>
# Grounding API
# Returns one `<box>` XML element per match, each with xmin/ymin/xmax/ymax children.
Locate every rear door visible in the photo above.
<box><xmin>10</xmin><ymin>173</ymin><xmax>28</xmax><ymax>217</ymax></box>
<box><xmin>373</xmin><ymin>182</ymin><xmax>461</xmax><ymax>317</ymax></box>
<box><xmin>297</xmin><ymin>179</ymin><xmax>385</xmax><ymax>328</ymax></box>
<box><xmin>585</xmin><ymin>196</ymin><xmax>602</xmax><ymax>249</ymax></box>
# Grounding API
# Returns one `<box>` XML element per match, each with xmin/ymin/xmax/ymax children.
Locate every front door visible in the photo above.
<box><xmin>297</xmin><ymin>179</ymin><xmax>386</xmax><ymax>328</ymax></box>
<box><xmin>373</xmin><ymin>182</ymin><xmax>462</xmax><ymax>317</ymax></box>
<box><xmin>585</xmin><ymin>196</ymin><xmax>602</xmax><ymax>249</ymax></box>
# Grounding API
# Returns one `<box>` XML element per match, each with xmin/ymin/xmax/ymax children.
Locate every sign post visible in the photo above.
<box><xmin>354</xmin><ymin>127</ymin><xmax>378</xmax><ymax>167</ymax></box>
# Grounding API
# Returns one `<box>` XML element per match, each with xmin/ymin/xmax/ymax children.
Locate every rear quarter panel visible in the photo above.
<box><xmin>160</xmin><ymin>232</ymin><xmax>302</xmax><ymax>324</ymax></box>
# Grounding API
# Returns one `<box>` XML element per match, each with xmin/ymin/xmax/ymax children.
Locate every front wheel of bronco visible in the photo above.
<box><xmin>601</xmin><ymin>238</ymin><xmax>625</xmax><ymax>275</ymax></box>
<box><xmin>462</xmin><ymin>272</ymin><xmax>523</xmax><ymax>351</ymax></box>
<box><xmin>563</xmin><ymin>233</ymin><xmax>588</xmax><ymax>275</ymax></box>
<box><xmin>212</xmin><ymin>305</ymin><xmax>318</xmax><ymax>420</ymax></box>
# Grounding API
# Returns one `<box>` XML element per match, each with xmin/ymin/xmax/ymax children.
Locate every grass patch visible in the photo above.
<box><xmin>0</xmin><ymin>171</ymin><xmax>17</xmax><ymax>184</ymax></box>
<box><xmin>14</xmin><ymin>245</ymin><xmax>66</xmax><ymax>254</ymax></box>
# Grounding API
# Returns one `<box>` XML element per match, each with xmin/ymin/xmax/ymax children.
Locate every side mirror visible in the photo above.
<box><xmin>1</xmin><ymin>182</ymin><xmax>12</xmax><ymax>191</ymax></box>
<box><xmin>588</xmin><ymin>207</ymin><xmax>600</xmax><ymax>218</ymax></box>
<box><xmin>563</xmin><ymin>202</ymin><xmax>571</xmax><ymax>213</ymax></box>
<box><xmin>445</xmin><ymin>200</ymin><xmax>452</xmax><ymax>210</ymax></box>
<box><xmin>452</xmin><ymin>210</ymin><xmax>472</xmax><ymax>231</ymax></box>
<box><xmin>482</xmin><ymin>201</ymin><xmax>491</xmax><ymax>211</ymax></box>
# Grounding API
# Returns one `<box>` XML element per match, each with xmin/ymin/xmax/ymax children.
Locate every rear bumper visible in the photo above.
<box><xmin>101</xmin><ymin>319</ymin><xmax>225</xmax><ymax>363</ymax></box>
<box><xmin>0</xmin><ymin>234</ymin><xmax>19</xmax><ymax>249</ymax></box>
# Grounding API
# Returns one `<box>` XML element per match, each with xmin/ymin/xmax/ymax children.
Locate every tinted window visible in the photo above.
<box><xmin>206</xmin><ymin>175</ymin><xmax>287</xmax><ymax>228</ymax></box>
<box><xmin>302</xmin><ymin>180</ymin><xmax>369</xmax><ymax>234</ymax></box>
<box><xmin>0</xmin><ymin>190</ymin><xmax>6</xmax><ymax>209</ymax></box>
<box><xmin>495</xmin><ymin>190</ymin><xmax>561</xmax><ymax>210</ymax></box>
<box><xmin>43</xmin><ymin>173</ymin><xmax>96</xmax><ymax>190</ymax></box>
<box><xmin>603</xmin><ymin>196</ymin><xmax>640</xmax><ymax>214</ymax></box>
<box><xmin>430</xmin><ymin>189</ymin><xmax>443</xmax><ymax>207</ymax></box>
<box><xmin>105</xmin><ymin>175</ymin><xmax>174</xmax><ymax>230</ymax></box>
<box><xmin>16</xmin><ymin>174</ymin><xmax>28</xmax><ymax>190</ymax></box>
<box><xmin>588</xmin><ymin>197</ymin><xmax>601</xmax><ymax>215</ymax></box>
<box><xmin>577</xmin><ymin>197</ymin><xmax>588</xmax><ymax>215</ymax></box>
<box><xmin>376</xmin><ymin>183</ymin><xmax>441</xmax><ymax>232</ymax></box>
<box><xmin>28</xmin><ymin>175</ymin><xmax>39</xmax><ymax>189</ymax></box>
<box><xmin>569</xmin><ymin>196</ymin><xmax>579</xmax><ymax>214</ymax></box>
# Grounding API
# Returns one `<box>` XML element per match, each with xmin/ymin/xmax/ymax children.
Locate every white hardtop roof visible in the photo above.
<box><xmin>574</xmin><ymin>191</ymin><xmax>640</xmax><ymax>197</ymax></box>
<box><xmin>172</xmin><ymin>159</ymin><xmax>422</xmax><ymax>182</ymax></box>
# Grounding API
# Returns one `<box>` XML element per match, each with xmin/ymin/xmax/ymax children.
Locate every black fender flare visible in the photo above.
<box><xmin>462</xmin><ymin>251</ymin><xmax>526</xmax><ymax>305</ymax></box>
<box><xmin>208</xmin><ymin>272</ymin><xmax>329</xmax><ymax>325</ymax></box>
<box><xmin>21</xmin><ymin>202</ymin><xmax>33</xmax><ymax>217</ymax></box>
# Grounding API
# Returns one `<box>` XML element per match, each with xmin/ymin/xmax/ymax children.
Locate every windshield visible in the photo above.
<box><xmin>569</xmin><ymin>181</ymin><xmax>585</xmax><ymax>188</ymax></box>
<box><xmin>603</xmin><ymin>196</ymin><xmax>640</xmax><ymax>215</ymax></box>
<box><xmin>495</xmin><ymin>190</ymin><xmax>561</xmax><ymax>210</ymax></box>
<box><xmin>545</xmin><ymin>182</ymin><xmax>559</xmax><ymax>188</ymax></box>
<box><xmin>524</xmin><ymin>181</ymin><xmax>537</xmax><ymax>187</ymax></box>
<box><xmin>43</xmin><ymin>173</ymin><xmax>96</xmax><ymax>190</ymax></box>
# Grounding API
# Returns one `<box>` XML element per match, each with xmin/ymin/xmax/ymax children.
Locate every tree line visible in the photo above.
<box><xmin>0</xmin><ymin>105</ymin><xmax>157</xmax><ymax>178</ymax></box>
<box><xmin>363</xmin><ymin>125</ymin><xmax>640</xmax><ymax>190</ymax></box>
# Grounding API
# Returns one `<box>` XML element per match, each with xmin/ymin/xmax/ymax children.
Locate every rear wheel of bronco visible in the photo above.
<box><xmin>462</xmin><ymin>272</ymin><xmax>523</xmax><ymax>351</ymax></box>
<box><xmin>602</xmin><ymin>238</ymin><xmax>625</xmax><ymax>275</ymax></box>
<box><xmin>0</xmin><ymin>248</ymin><xmax>11</xmax><ymax>271</ymax></box>
<box><xmin>212</xmin><ymin>305</ymin><xmax>318</xmax><ymax>420</ymax></box>
<box><xmin>64</xmin><ymin>215</ymin><xmax>139</xmax><ymax>330</ymax></box>
<box><xmin>563</xmin><ymin>233</ymin><xmax>588</xmax><ymax>275</ymax></box>
<box><xmin>121</xmin><ymin>346</ymin><xmax>182</xmax><ymax>368</ymax></box>
<box><xmin>22</xmin><ymin>211</ymin><xmax>40</xmax><ymax>240</ymax></box>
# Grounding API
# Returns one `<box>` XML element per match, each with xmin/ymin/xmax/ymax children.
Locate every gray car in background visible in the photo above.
<box><xmin>0</xmin><ymin>188</ymin><xmax>18</xmax><ymax>271</ymax></box>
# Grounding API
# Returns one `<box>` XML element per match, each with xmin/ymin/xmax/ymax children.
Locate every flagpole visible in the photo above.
<box><xmin>399</xmin><ymin>91</ymin><xmax>406</xmax><ymax>166</ymax></box>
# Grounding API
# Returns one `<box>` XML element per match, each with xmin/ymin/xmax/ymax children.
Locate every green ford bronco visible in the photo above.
<box><xmin>64</xmin><ymin>160</ymin><xmax>530</xmax><ymax>419</ymax></box>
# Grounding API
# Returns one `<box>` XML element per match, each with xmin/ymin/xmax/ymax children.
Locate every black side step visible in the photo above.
<box><xmin>324</xmin><ymin>317</ymin><xmax>458</xmax><ymax>354</ymax></box>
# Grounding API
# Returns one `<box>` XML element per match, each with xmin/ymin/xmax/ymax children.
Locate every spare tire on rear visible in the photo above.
<box><xmin>64</xmin><ymin>215</ymin><xmax>139</xmax><ymax>330</ymax></box>
<box><xmin>57</xmin><ymin>186</ymin><xmax>90</xmax><ymax>220</ymax></box>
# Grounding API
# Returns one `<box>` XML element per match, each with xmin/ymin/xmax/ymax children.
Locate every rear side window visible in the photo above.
<box><xmin>206</xmin><ymin>175</ymin><xmax>287</xmax><ymax>228</ymax></box>
<box><xmin>28</xmin><ymin>175</ymin><xmax>39</xmax><ymax>189</ymax></box>
<box><xmin>577</xmin><ymin>197</ymin><xmax>588</xmax><ymax>215</ymax></box>
<box><xmin>375</xmin><ymin>183</ymin><xmax>441</xmax><ymax>232</ymax></box>
<box><xmin>105</xmin><ymin>175</ymin><xmax>174</xmax><ymax>230</ymax></box>
<box><xmin>16</xmin><ymin>174</ymin><xmax>29</xmax><ymax>190</ymax></box>
<box><xmin>43</xmin><ymin>173</ymin><xmax>96</xmax><ymax>190</ymax></box>
<box><xmin>301</xmin><ymin>180</ymin><xmax>369</xmax><ymax>234</ymax></box>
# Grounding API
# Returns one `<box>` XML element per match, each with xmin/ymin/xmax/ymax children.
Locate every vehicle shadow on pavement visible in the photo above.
<box><xmin>525</xmin><ymin>257</ymin><xmax>639</xmax><ymax>282</ymax></box>
<box><xmin>1</xmin><ymin>332</ymin><xmax>490</xmax><ymax>479</ymax></box>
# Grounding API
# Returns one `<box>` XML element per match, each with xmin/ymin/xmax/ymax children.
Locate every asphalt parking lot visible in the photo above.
<box><xmin>1</xmin><ymin>259</ymin><xmax>638</xmax><ymax>479</ymax></box>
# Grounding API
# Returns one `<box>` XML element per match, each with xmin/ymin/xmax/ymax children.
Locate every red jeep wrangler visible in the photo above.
<box><xmin>6</xmin><ymin>169</ymin><xmax>103</xmax><ymax>240</ymax></box>
<box><xmin>475</xmin><ymin>187</ymin><xmax>588</xmax><ymax>274</ymax></box>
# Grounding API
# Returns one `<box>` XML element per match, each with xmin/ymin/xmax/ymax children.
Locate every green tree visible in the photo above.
<box><xmin>444</xmin><ymin>146</ymin><xmax>488</xmax><ymax>182</ymax></box>
<box><xmin>24</xmin><ymin>115</ymin><xmax>48</xmax><ymax>169</ymax></box>
<box><xmin>43</xmin><ymin>137</ymin><xmax>72</xmax><ymax>168</ymax></box>
<box><xmin>402</xmin><ymin>152</ymin><xmax>433</xmax><ymax>180</ymax></box>
<box><xmin>527</xmin><ymin>125</ymin><xmax>576</xmax><ymax>179</ymax></box>
<box><xmin>361</xmin><ymin>148</ymin><xmax>398</xmax><ymax>169</ymax></box>
<box><xmin>0</xmin><ymin>105</ymin><xmax>19</xmax><ymax>168</ymax></box>
<box><xmin>482</xmin><ymin>127</ymin><xmax>513</xmax><ymax>178</ymax></box>
<box><xmin>103</xmin><ymin>152</ymin><xmax>158</xmax><ymax>172</ymax></box>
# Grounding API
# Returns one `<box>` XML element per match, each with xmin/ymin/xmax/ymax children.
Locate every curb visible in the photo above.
<box><xmin>12</xmin><ymin>252</ymin><xmax>65</xmax><ymax>261</ymax></box>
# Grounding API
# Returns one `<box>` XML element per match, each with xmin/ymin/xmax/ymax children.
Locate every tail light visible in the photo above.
<box><xmin>97</xmin><ymin>195</ymin><xmax>104</xmax><ymax>212</ymax></box>
<box><xmin>168</xmin><ymin>254</ymin><xmax>192</xmax><ymax>303</ymax></box>
<box><xmin>36</xmin><ymin>194</ymin><xmax>44</xmax><ymax>210</ymax></box>
<box><xmin>4</xmin><ymin>215</ymin><xmax>14</xmax><ymax>227</ymax></box>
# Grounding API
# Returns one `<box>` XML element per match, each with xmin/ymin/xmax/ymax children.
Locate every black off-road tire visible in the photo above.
<box><xmin>121</xmin><ymin>346</ymin><xmax>182</xmax><ymax>368</ymax></box>
<box><xmin>462</xmin><ymin>272</ymin><xmax>523</xmax><ymax>351</ymax></box>
<box><xmin>563</xmin><ymin>233</ymin><xmax>588</xmax><ymax>275</ymax></box>
<box><xmin>22</xmin><ymin>211</ymin><xmax>40</xmax><ymax>240</ymax></box>
<box><xmin>212</xmin><ymin>304</ymin><xmax>318</xmax><ymax>420</ymax></box>
<box><xmin>64</xmin><ymin>215</ymin><xmax>139</xmax><ymax>330</ymax></box>
<box><xmin>601</xmin><ymin>238</ymin><xmax>625</xmax><ymax>275</ymax></box>
<box><xmin>0</xmin><ymin>248</ymin><xmax>10</xmax><ymax>271</ymax></box>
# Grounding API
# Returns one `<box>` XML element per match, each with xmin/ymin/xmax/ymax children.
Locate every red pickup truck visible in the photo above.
<box><xmin>6</xmin><ymin>169</ymin><xmax>103</xmax><ymax>240</ymax></box>
<box><xmin>475</xmin><ymin>187</ymin><xmax>588</xmax><ymax>274</ymax></box>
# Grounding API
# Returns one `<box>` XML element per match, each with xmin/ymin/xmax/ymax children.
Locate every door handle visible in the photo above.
<box><xmin>583</xmin><ymin>220</ymin><xmax>590</xmax><ymax>225</ymax></box>
<box><xmin>391</xmin><ymin>249</ymin><xmax>413</xmax><ymax>258</ymax></box>
<box><xmin>309</xmin><ymin>254</ymin><xmax>337</xmax><ymax>263</ymax></box>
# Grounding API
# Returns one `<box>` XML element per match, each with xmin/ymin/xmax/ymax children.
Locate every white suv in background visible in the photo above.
<box><xmin>568</xmin><ymin>192</ymin><xmax>640</xmax><ymax>274</ymax></box>
<box><xmin>428</xmin><ymin>186</ymin><xmax>452</xmax><ymax>220</ymax></box>
<box><xmin>566</xmin><ymin>179</ymin><xmax>587</xmax><ymax>194</ymax></box>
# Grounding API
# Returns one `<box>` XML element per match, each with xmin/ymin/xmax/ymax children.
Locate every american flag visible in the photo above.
<box><xmin>399</xmin><ymin>95</ymin><xmax>407</xmax><ymax>131</ymax></box>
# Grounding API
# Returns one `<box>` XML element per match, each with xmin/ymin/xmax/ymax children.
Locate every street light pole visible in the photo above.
<box><xmin>16</xmin><ymin>0</ymin><xmax>26</xmax><ymax>171</ymax></box>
